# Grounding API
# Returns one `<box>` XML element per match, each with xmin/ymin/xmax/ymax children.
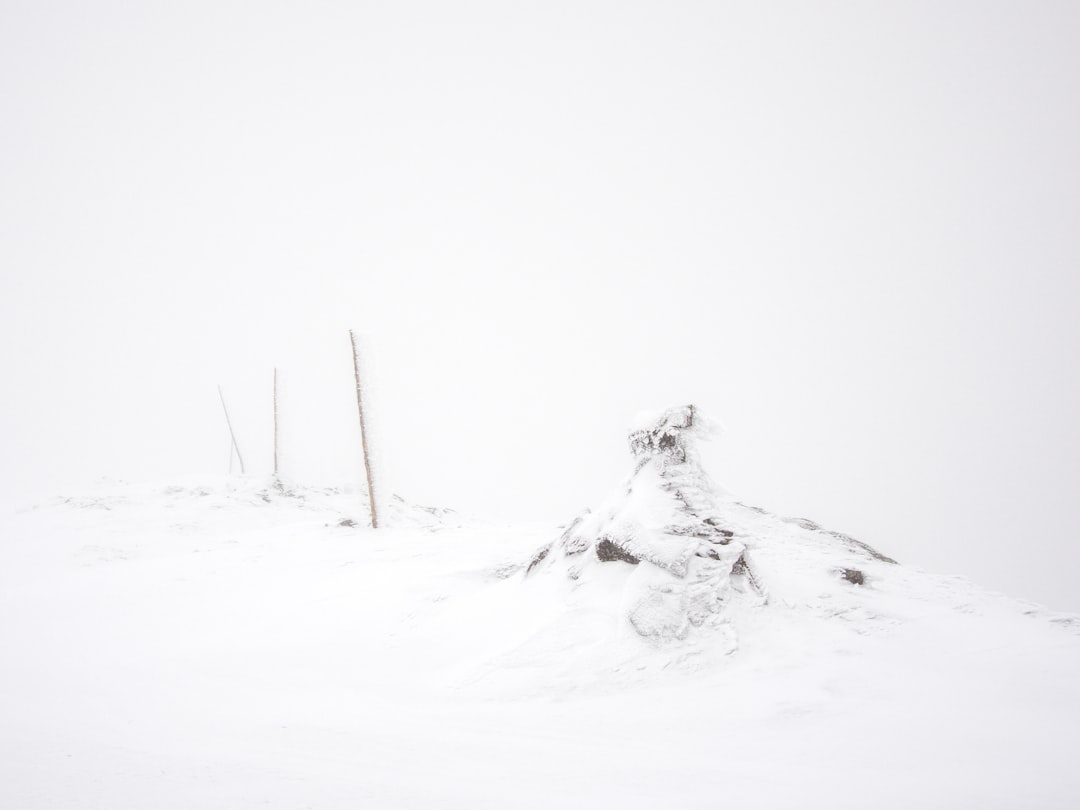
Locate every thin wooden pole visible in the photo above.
<box><xmin>218</xmin><ymin>384</ymin><xmax>245</xmax><ymax>475</ymax></box>
<box><xmin>349</xmin><ymin>330</ymin><xmax>379</xmax><ymax>528</ymax></box>
<box><xmin>273</xmin><ymin>368</ymin><xmax>279</xmax><ymax>478</ymax></box>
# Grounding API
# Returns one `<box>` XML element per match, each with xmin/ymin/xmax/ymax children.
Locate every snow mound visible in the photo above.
<box><xmin>5</xmin><ymin>462</ymin><xmax>1080</xmax><ymax>808</ymax></box>
<box><xmin>524</xmin><ymin>405</ymin><xmax>896</xmax><ymax>645</ymax></box>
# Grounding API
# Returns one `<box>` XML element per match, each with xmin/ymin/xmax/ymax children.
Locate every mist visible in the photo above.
<box><xmin>2</xmin><ymin>0</ymin><xmax>1078</xmax><ymax>611</ymax></box>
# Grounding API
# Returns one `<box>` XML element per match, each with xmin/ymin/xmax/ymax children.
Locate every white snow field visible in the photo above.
<box><xmin>2</xmin><ymin>412</ymin><xmax>1079</xmax><ymax>809</ymax></box>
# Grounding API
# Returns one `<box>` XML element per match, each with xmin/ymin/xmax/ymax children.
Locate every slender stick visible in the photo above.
<box><xmin>273</xmin><ymin>367</ymin><xmax>279</xmax><ymax>478</ymax></box>
<box><xmin>218</xmin><ymin>384</ymin><xmax>245</xmax><ymax>475</ymax></box>
<box><xmin>349</xmin><ymin>330</ymin><xmax>379</xmax><ymax>528</ymax></box>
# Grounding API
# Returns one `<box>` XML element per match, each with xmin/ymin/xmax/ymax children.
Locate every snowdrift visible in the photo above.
<box><xmin>4</xmin><ymin>448</ymin><xmax>1080</xmax><ymax>808</ymax></box>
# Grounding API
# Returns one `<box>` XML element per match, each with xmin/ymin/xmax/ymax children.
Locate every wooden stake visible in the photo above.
<box><xmin>218</xmin><ymin>384</ymin><xmax>245</xmax><ymax>475</ymax></box>
<box><xmin>349</xmin><ymin>330</ymin><xmax>379</xmax><ymax>528</ymax></box>
<box><xmin>273</xmin><ymin>368</ymin><xmax>279</xmax><ymax>478</ymax></box>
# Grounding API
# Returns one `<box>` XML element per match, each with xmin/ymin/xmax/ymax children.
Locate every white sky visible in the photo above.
<box><xmin>2</xmin><ymin>1</ymin><xmax>1078</xmax><ymax>610</ymax></box>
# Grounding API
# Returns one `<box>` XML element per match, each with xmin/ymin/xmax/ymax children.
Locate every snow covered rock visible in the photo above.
<box><xmin>525</xmin><ymin>405</ymin><xmax>896</xmax><ymax>645</ymax></box>
<box><xmin>525</xmin><ymin>406</ymin><xmax>766</xmax><ymax>641</ymax></box>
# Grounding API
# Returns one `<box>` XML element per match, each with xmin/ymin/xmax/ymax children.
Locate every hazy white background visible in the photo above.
<box><xmin>2</xmin><ymin>1</ymin><xmax>1078</xmax><ymax>610</ymax></box>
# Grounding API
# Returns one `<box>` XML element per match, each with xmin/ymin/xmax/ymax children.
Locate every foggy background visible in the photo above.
<box><xmin>2</xmin><ymin>1</ymin><xmax>1078</xmax><ymax>611</ymax></box>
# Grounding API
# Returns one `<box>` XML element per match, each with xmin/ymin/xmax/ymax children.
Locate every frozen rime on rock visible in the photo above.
<box><xmin>526</xmin><ymin>405</ymin><xmax>764</xmax><ymax>642</ymax></box>
<box><xmin>524</xmin><ymin>405</ymin><xmax>903</xmax><ymax>645</ymax></box>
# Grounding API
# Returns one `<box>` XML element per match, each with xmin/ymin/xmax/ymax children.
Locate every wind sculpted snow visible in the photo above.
<box><xmin>2</xmin><ymin>462</ymin><xmax>1079</xmax><ymax>808</ymax></box>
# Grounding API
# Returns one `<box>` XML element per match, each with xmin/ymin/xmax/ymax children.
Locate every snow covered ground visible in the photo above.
<box><xmin>2</xmin><ymin>476</ymin><xmax>1079</xmax><ymax>809</ymax></box>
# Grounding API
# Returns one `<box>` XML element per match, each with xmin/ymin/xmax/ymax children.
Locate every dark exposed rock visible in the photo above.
<box><xmin>732</xmin><ymin>552</ymin><xmax>762</xmax><ymax>592</ymax></box>
<box><xmin>702</xmin><ymin>519</ymin><xmax>734</xmax><ymax>539</ymax></box>
<box><xmin>596</xmin><ymin>538</ymin><xmax>640</xmax><ymax>564</ymax></box>
<box><xmin>706</xmin><ymin>529</ymin><xmax>734</xmax><ymax>544</ymax></box>
<box><xmin>840</xmin><ymin>568</ymin><xmax>865</xmax><ymax>585</ymax></box>
<box><xmin>526</xmin><ymin>544</ymin><xmax>552</xmax><ymax>573</ymax></box>
<box><xmin>337</xmin><ymin>518</ymin><xmax>357</xmax><ymax>528</ymax></box>
<box><xmin>731</xmin><ymin>553</ymin><xmax>748</xmax><ymax>576</ymax></box>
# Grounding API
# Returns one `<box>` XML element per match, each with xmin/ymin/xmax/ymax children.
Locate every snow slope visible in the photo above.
<box><xmin>1</xmin><ymin>472</ymin><xmax>1079</xmax><ymax>809</ymax></box>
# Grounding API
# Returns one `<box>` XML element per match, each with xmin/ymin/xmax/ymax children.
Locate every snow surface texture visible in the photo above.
<box><xmin>2</xmin><ymin>460</ymin><xmax>1080</xmax><ymax>807</ymax></box>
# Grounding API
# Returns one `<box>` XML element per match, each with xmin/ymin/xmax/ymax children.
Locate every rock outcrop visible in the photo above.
<box><xmin>525</xmin><ymin>405</ymin><xmax>766</xmax><ymax>641</ymax></box>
